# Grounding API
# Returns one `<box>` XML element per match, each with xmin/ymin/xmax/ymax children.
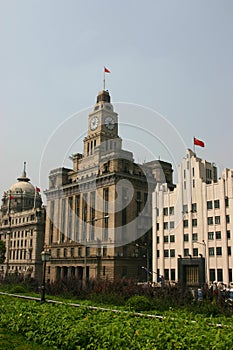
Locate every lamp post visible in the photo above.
<box><xmin>193</xmin><ymin>240</ymin><xmax>207</xmax><ymax>283</ymax></box>
<box><xmin>5</xmin><ymin>230</ymin><xmax>11</xmax><ymax>277</ymax></box>
<box><xmin>83</xmin><ymin>215</ymin><xmax>109</xmax><ymax>284</ymax></box>
<box><xmin>136</xmin><ymin>243</ymin><xmax>149</xmax><ymax>283</ymax></box>
<box><xmin>40</xmin><ymin>249</ymin><xmax>51</xmax><ymax>303</ymax></box>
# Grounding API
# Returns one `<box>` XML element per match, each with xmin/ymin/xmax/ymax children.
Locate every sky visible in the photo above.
<box><xmin>1</xmin><ymin>0</ymin><xmax>233</xmax><ymax>203</ymax></box>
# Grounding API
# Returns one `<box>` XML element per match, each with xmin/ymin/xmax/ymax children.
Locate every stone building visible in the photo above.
<box><xmin>152</xmin><ymin>148</ymin><xmax>233</xmax><ymax>287</ymax></box>
<box><xmin>0</xmin><ymin>164</ymin><xmax>46</xmax><ymax>280</ymax></box>
<box><xmin>44</xmin><ymin>89</ymin><xmax>173</xmax><ymax>283</ymax></box>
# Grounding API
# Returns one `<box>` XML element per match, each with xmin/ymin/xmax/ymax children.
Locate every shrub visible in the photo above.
<box><xmin>126</xmin><ymin>295</ymin><xmax>151</xmax><ymax>311</ymax></box>
<box><xmin>10</xmin><ymin>285</ymin><xmax>28</xmax><ymax>294</ymax></box>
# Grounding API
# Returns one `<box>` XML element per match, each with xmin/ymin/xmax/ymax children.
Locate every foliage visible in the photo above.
<box><xmin>126</xmin><ymin>295</ymin><xmax>152</xmax><ymax>311</ymax></box>
<box><xmin>0</xmin><ymin>327</ymin><xmax>50</xmax><ymax>349</ymax></box>
<box><xmin>0</xmin><ymin>296</ymin><xmax>233</xmax><ymax>349</ymax></box>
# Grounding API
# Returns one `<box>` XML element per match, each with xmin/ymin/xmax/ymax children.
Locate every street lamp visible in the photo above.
<box><xmin>40</xmin><ymin>249</ymin><xmax>51</xmax><ymax>302</ymax></box>
<box><xmin>136</xmin><ymin>243</ymin><xmax>149</xmax><ymax>283</ymax></box>
<box><xmin>83</xmin><ymin>215</ymin><xmax>109</xmax><ymax>284</ymax></box>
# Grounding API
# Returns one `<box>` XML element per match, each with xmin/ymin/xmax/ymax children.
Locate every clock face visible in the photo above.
<box><xmin>90</xmin><ymin>116</ymin><xmax>99</xmax><ymax>130</ymax></box>
<box><xmin>104</xmin><ymin>116</ymin><xmax>115</xmax><ymax>130</ymax></box>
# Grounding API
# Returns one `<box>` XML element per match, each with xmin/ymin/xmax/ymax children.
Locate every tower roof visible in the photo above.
<box><xmin>96</xmin><ymin>90</ymin><xmax>111</xmax><ymax>103</ymax></box>
<box><xmin>9</xmin><ymin>162</ymin><xmax>35</xmax><ymax>195</ymax></box>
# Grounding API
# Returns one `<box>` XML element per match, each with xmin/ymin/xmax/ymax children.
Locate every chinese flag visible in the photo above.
<box><xmin>104</xmin><ymin>67</ymin><xmax>111</xmax><ymax>73</ymax></box>
<box><xmin>36</xmin><ymin>186</ymin><xmax>40</xmax><ymax>193</ymax></box>
<box><xmin>194</xmin><ymin>137</ymin><xmax>205</xmax><ymax>147</ymax></box>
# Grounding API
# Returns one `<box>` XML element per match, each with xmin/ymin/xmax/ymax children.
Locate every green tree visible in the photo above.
<box><xmin>0</xmin><ymin>240</ymin><xmax>6</xmax><ymax>264</ymax></box>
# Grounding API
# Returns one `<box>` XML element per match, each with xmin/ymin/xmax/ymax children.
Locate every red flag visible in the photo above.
<box><xmin>194</xmin><ymin>137</ymin><xmax>205</xmax><ymax>147</ymax></box>
<box><xmin>9</xmin><ymin>195</ymin><xmax>14</xmax><ymax>200</ymax></box>
<box><xmin>104</xmin><ymin>67</ymin><xmax>110</xmax><ymax>73</ymax></box>
<box><xmin>36</xmin><ymin>186</ymin><xmax>40</xmax><ymax>193</ymax></box>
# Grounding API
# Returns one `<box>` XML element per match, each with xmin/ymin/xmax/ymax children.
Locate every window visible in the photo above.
<box><xmin>215</xmin><ymin>216</ymin><xmax>220</xmax><ymax>224</ymax></box>
<box><xmin>164</xmin><ymin>249</ymin><xmax>169</xmax><ymax>257</ymax></box>
<box><xmin>170</xmin><ymin>249</ymin><xmax>175</xmax><ymax>257</ymax></box>
<box><xmin>170</xmin><ymin>221</ymin><xmax>174</xmax><ymax>229</ymax></box>
<box><xmin>63</xmin><ymin>248</ymin><xmax>67</xmax><ymax>258</ymax></box>
<box><xmin>170</xmin><ymin>235</ymin><xmax>175</xmax><ymax>243</ymax></box>
<box><xmin>209</xmin><ymin>247</ymin><xmax>214</xmax><ymax>256</ymax></box>
<box><xmin>163</xmin><ymin>207</ymin><xmax>168</xmax><ymax>216</ymax></box>
<box><xmin>192</xmin><ymin>203</ymin><xmax>197</xmax><ymax>212</ymax></box>
<box><xmin>227</xmin><ymin>230</ymin><xmax>231</xmax><ymax>239</ymax></box>
<box><xmin>192</xmin><ymin>233</ymin><xmax>198</xmax><ymax>241</ymax></box>
<box><xmin>183</xmin><ymin>220</ymin><xmax>188</xmax><ymax>228</ymax></box>
<box><xmin>103</xmin><ymin>246</ymin><xmax>107</xmax><ymax>257</ymax></box>
<box><xmin>57</xmin><ymin>249</ymin><xmax>60</xmax><ymax>258</ymax></box>
<box><xmin>157</xmin><ymin>250</ymin><xmax>160</xmax><ymax>258</ymax></box>
<box><xmin>225</xmin><ymin>197</ymin><xmax>229</xmax><ymax>207</ymax></box>
<box><xmin>184</xmin><ymin>249</ymin><xmax>189</xmax><ymax>257</ymax></box>
<box><xmin>217</xmin><ymin>269</ymin><xmax>223</xmax><ymax>282</ymax></box>
<box><xmin>216</xmin><ymin>247</ymin><xmax>222</xmax><ymax>256</ymax></box>
<box><xmin>228</xmin><ymin>247</ymin><xmax>231</xmax><ymax>256</ymax></box>
<box><xmin>193</xmin><ymin>248</ymin><xmax>198</xmax><ymax>257</ymax></box>
<box><xmin>192</xmin><ymin>219</ymin><xmax>197</xmax><ymax>227</ymax></box>
<box><xmin>183</xmin><ymin>204</ymin><xmax>188</xmax><ymax>213</ymax></box>
<box><xmin>169</xmin><ymin>206</ymin><xmax>174</xmax><ymax>215</ymax></box>
<box><xmin>208</xmin><ymin>232</ymin><xmax>214</xmax><ymax>240</ymax></box>
<box><xmin>208</xmin><ymin>217</ymin><xmax>213</xmax><ymax>225</ymax></box>
<box><xmin>163</xmin><ymin>222</ymin><xmax>168</xmax><ymax>230</ymax></box>
<box><xmin>226</xmin><ymin>215</ymin><xmax>230</xmax><ymax>224</ymax></box>
<box><xmin>156</xmin><ymin>236</ymin><xmax>160</xmax><ymax>244</ymax></box>
<box><xmin>184</xmin><ymin>234</ymin><xmax>189</xmax><ymax>242</ymax></box>
<box><xmin>214</xmin><ymin>200</ymin><xmax>220</xmax><ymax>209</ymax></box>
<box><xmin>164</xmin><ymin>269</ymin><xmax>169</xmax><ymax>280</ymax></box>
<box><xmin>78</xmin><ymin>247</ymin><xmax>82</xmax><ymax>257</ymax></box>
<box><xmin>164</xmin><ymin>236</ymin><xmax>169</xmax><ymax>243</ymax></box>
<box><xmin>207</xmin><ymin>201</ymin><xmax>213</xmax><ymax>210</ymax></box>
<box><xmin>209</xmin><ymin>269</ymin><xmax>215</xmax><ymax>282</ymax></box>
<box><xmin>70</xmin><ymin>247</ymin><xmax>74</xmax><ymax>258</ymax></box>
<box><xmin>156</xmin><ymin>223</ymin><xmax>159</xmax><ymax>230</ymax></box>
<box><xmin>216</xmin><ymin>231</ymin><xmax>221</xmax><ymax>240</ymax></box>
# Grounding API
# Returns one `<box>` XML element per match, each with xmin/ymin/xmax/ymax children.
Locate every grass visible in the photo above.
<box><xmin>0</xmin><ymin>328</ymin><xmax>49</xmax><ymax>350</ymax></box>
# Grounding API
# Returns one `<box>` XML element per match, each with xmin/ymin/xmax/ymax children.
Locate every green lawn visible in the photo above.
<box><xmin>0</xmin><ymin>328</ymin><xmax>49</xmax><ymax>350</ymax></box>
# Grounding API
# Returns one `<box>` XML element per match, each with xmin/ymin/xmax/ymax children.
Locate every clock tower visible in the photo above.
<box><xmin>83</xmin><ymin>90</ymin><xmax>121</xmax><ymax>157</ymax></box>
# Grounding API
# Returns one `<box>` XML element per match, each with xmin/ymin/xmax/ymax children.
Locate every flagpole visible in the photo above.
<box><xmin>193</xmin><ymin>136</ymin><xmax>195</xmax><ymax>153</ymax></box>
<box><xmin>34</xmin><ymin>188</ymin><xmax>36</xmax><ymax>209</ymax></box>
<box><xmin>103</xmin><ymin>69</ymin><xmax>105</xmax><ymax>91</ymax></box>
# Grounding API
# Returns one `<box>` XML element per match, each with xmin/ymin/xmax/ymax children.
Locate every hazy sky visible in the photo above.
<box><xmin>1</xmin><ymin>0</ymin><xmax>233</xmax><ymax>202</ymax></box>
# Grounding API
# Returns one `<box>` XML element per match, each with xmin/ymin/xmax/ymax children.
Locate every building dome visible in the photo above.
<box><xmin>9</xmin><ymin>162</ymin><xmax>35</xmax><ymax>195</ymax></box>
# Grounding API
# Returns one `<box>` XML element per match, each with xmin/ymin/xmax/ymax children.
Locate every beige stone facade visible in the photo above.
<box><xmin>44</xmin><ymin>90</ymin><xmax>173</xmax><ymax>283</ymax></box>
<box><xmin>0</xmin><ymin>165</ymin><xmax>45</xmax><ymax>280</ymax></box>
<box><xmin>152</xmin><ymin>149</ymin><xmax>233</xmax><ymax>286</ymax></box>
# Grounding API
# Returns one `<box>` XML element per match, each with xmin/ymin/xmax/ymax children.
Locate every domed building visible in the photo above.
<box><xmin>0</xmin><ymin>163</ymin><xmax>46</xmax><ymax>280</ymax></box>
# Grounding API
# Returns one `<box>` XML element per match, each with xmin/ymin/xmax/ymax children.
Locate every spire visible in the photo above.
<box><xmin>17</xmin><ymin>161</ymin><xmax>30</xmax><ymax>182</ymax></box>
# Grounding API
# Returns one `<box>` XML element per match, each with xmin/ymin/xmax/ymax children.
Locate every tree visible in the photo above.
<box><xmin>0</xmin><ymin>240</ymin><xmax>6</xmax><ymax>264</ymax></box>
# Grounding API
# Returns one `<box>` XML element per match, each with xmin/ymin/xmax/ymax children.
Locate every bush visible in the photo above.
<box><xmin>10</xmin><ymin>285</ymin><xmax>28</xmax><ymax>294</ymax></box>
<box><xmin>126</xmin><ymin>295</ymin><xmax>151</xmax><ymax>311</ymax></box>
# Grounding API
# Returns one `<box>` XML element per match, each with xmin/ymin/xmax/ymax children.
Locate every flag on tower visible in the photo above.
<box><xmin>194</xmin><ymin>137</ymin><xmax>205</xmax><ymax>148</ymax></box>
<box><xmin>36</xmin><ymin>186</ymin><xmax>40</xmax><ymax>193</ymax></box>
<box><xmin>104</xmin><ymin>66</ymin><xmax>111</xmax><ymax>73</ymax></box>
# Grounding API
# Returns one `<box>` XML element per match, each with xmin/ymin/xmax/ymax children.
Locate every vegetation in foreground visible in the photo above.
<box><xmin>0</xmin><ymin>295</ymin><xmax>233</xmax><ymax>350</ymax></box>
<box><xmin>0</xmin><ymin>327</ymin><xmax>49</xmax><ymax>350</ymax></box>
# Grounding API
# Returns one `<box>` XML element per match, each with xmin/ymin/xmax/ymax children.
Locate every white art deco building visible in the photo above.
<box><xmin>152</xmin><ymin>149</ymin><xmax>233</xmax><ymax>287</ymax></box>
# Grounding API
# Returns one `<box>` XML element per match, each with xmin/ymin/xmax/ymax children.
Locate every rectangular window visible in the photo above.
<box><xmin>192</xmin><ymin>219</ymin><xmax>197</xmax><ymax>227</ymax></box>
<box><xmin>215</xmin><ymin>231</ymin><xmax>221</xmax><ymax>240</ymax></box>
<box><xmin>170</xmin><ymin>235</ymin><xmax>175</xmax><ymax>243</ymax></box>
<box><xmin>164</xmin><ymin>269</ymin><xmax>169</xmax><ymax>280</ymax></box>
<box><xmin>228</xmin><ymin>247</ymin><xmax>231</xmax><ymax>256</ymax></box>
<box><xmin>156</xmin><ymin>223</ymin><xmax>159</xmax><ymax>230</ymax></box>
<box><xmin>164</xmin><ymin>236</ymin><xmax>169</xmax><ymax>243</ymax></box>
<box><xmin>216</xmin><ymin>247</ymin><xmax>222</xmax><ymax>256</ymax></box>
<box><xmin>192</xmin><ymin>233</ymin><xmax>198</xmax><ymax>241</ymax></box>
<box><xmin>207</xmin><ymin>201</ymin><xmax>213</xmax><ymax>210</ymax></box>
<box><xmin>57</xmin><ymin>249</ymin><xmax>60</xmax><ymax>258</ymax></box>
<box><xmin>209</xmin><ymin>247</ymin><xmax>214</xmax><ymax>256</ymax></box>
<box><xmin>70</xmin><ymin>247</ymin><xmax>74</xmax><ymax>257</ymax></box>
<box><xmin>225</xmin><ymin>197</ymin><xmax>229</xmax><ymax>207</ymax></box>
<box><xmin>184</xmin><ymin>248</ymin><xmax>189</xmax><ymax>257</ymax></box>
<box><xmin>208</xmin><ymin>232</ymin><xmax>214</xmax><ymax>240</ymax></box>
<box><xmin>217</xmin><ymin>269</ymin><xmax>223</xmax><ymax>282</ymax></box>
<box><xmin>169</xmin><ymin>206</ymin><xmax>174</xmax><ymax>215</ymax></box>
<box><xmin>229</xmin><ymin>269</ymin><xmax>232</xmax><ymax>283</ymax></box>
<box><xmin>163</xmin><ymin>207</ymin><xmax>168</xmax><ymax>216</ymax></box>
<box><xmin>156</xmin><ymin>236</ymin><xmax>160</xmax><ymax>244</ymax></box>
<box><xmin>193</xmin><ymin>248</ymin><xmax>198</xmax><ymax>256</ymax></box>
<box><xmin>214</xmin><ymin>200</ymin><xmax>220</xmax><ymax>209</ymax></box>
<box><xmin>226</xmin><ymin>215</ymin><xmax>230</xmax><ymax>224</ymax></box>
<box><xmin>227</xmin><ymin>230</ymin><xmax>231</xmax><ymax>239</ymax></box>
<box><xmin>170</xmin><ymin>221</ymin><xmax>174</xmax><ymax>229</ymax></box>
<box><xmin>164</xmin><ymin>249</ymin><xmax>169</xmax><ymax>258</ymax></box>
<box><xmin>170</xmin><ymin>249</ymin><xmax>175</xmax><ymax>257</ymax></box>
<box><xmin>184</xmin><ymin>234</ymin><xmax>189</xmax><ymax>242</ymax></box>
<box><xmin>78</xmin><ymin>247</ymin><xmax>82</xmax><ymax>257</ymax></box>
<box><xmin>183</xmin><ymin>220</ymin><xmax>188</xmax><ymax>228</ymax></box>
<box><xmin>215</xmin><ymin>216</ymin><xmax>221</xmax><ymax>225</ymax></box>
<box><xmin>103</xmin><ymin>246</ymin><xmax>107</xmax><ymax>257</ymax></box>
<box><xmin>183</xmin><ymin>204</ymin><xmax>188</xmax><ymax>213</ymax></box>
<box><xmin>163</xmin><ymin>222</ymin><xmax>168</xmax><ymax>230</ymax></box>
<box><xmin>192</xmin><ymin>203</ymin><xmax>197</xmax><ymax>212</ymax></box>
<box><xmin>208</xmin><ymin>217</ymin><xmax>213</xmax><ymax>225</ymax></box>
<box><xmin>157</xmin><ymin>250</ymin><xmax>160</xmax><ymax>258</ymax></box>
<box><xmin>209</xmin><ymin>269</ymin><xmax>215</xmax><ymax>282</ymax></box>
<box><xmin>171</xmin><ymin>269</ymin><xmax>175</xmax><ymax>281</ymax></box>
